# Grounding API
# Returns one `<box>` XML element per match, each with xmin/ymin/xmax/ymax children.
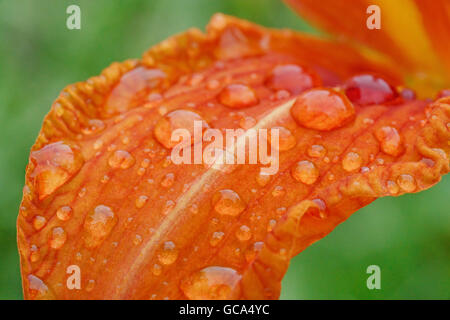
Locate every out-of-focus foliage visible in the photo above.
<box><xmin>0</xmin><ymin>0</ymin><xmax>448</xmax><ymax>299</ymax></box>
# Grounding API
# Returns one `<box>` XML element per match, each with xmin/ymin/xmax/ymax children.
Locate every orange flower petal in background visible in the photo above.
<box><xmin>17</xmin><ymin>14</ymin><xmax>449</xmax><ymax>300</ymax></box>
<box><xmin>285</xmin><ymin>0</ymin><xmax>450</xmax><ymax>97</ymax></box>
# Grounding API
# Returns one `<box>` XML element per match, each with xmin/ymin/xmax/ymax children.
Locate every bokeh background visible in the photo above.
<box><xmin>0</xmin><ymin>0</ymin><xmax>448</xmax><ymax>300</ymax></box>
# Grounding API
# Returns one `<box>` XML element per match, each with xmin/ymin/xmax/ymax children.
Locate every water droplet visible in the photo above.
<box><xmin>266</xmin><ymin>64</ymin><xmax>320</xmax><ymax>94</ymax></box>
<box><xmin>56</xmin><ymin>206</ymin><xmax>72</xmax><ymax>221</ymax></box>
<box><xmin>83</xmin><ymin>205</ymin><xmax>118</xmax><ymax>248</ymax></box>
<box><xmin>32</xmin><ymin>215</ymin><xmax>47</xmax><ymax>230</ymax></box>
<box><xmin>291</xmin><ymin>160</ymin><xmax>319</xmax><ymax>185</ymax></box>
<box><xmin>49</xmin><ymin>227</ymin><xmax>67</xmax><ymax>249</ymax></box>
<box><xmin>256</xmin><ymin>170</ymin><xmax>271</xmax><ymax>186</ymax></box>
<box><xmin>154</xmin><ymin>109</ymin><xmax>209</xmax><ymax>148</ymax></box>
<box><xmin>30</xmin><ymin>142</ymin><xmax>84</xmax><ymax>200</ymax></box>
<box><xmin>152</xmin><ymin>264</ymin><xmax>162</xmax><ymax>276</ymax></box>
<box><xmin>161</xmin><ymin>173</ymin><xmax>175</xmax><ymax>188</ymax></box>
<box><xmin>270</xmin><ymin>126</ymin><xmax>296</xmax><ymax>151</ymax></box>
<box><xmin>397</xmin><ymin>174</ymin><xmax>416</xmax><ymax>192</ymax></box>
<box><xmin>163</xmin><ymin>200</ymin><xmax>176</xmax><ymax>215</ymax></box>
<box><xmin>81</xmin><ymin>119</ymin><xmax>105</xmax><ymax>135</ymax></box>
<box><xmin>236</xmin><ymin>225</ymin><xmax>252</xmax><ymax>241</ymax></box>
<box><xmin>212</xmin><ymin>189</ymin><xmax>246</xmax><ymax>216</ymax></box>
<box><xmin>30</xmin><ymin>245</ymin><xmax>40</xmax><ymax>262</ymax></box>
<box><xmin>267</xmin><ymin>219</ymin><xmax>277</xmax><ymax>232</ymax></box>
<box><xmin>291</xmin><ymin>88</ymin><xmax>355</xmax><ymax>131</ymax></box>
<box><xmin>271</xmin><ymin>186</ymin><xmax>285</xmax><ymax>197</ymax></box>
<box><xmin>307</xmin><ymin>144</ymin><xmax>326</xmax><ymax>158</ymax></box>
<box><xmin>210</xmin><ymin>231</ymin><xmax>225</xmax><ymax>246</ymax></box>
<box><xmin>375</xmin><ymin>126</ymin><xmax>404</xmax><ymax>156</ymax></box>
<box><xmin>180</xmin><ymin>266</ymin><xmax>242</xmax><ymax>300</ymax></box>
<box><xmin>342</xmin><ymin>152</ymin><xmax>362</xmax><ymax>172</ymax></box>
<box><xmin>27</xmin><ymin>274</ymin><xmax>54</xmax><ymax>299</ymax></box>
<box><xmin>245</xmin><ymin>242</ymin><xmax>264</xmax><ymax>262</ymax></box>
<box><xmin>86</xmin><ymin>279</ymin><xmax>95</xmax><ymax>292</ymax></box>
<box><xmin>344</xmin><ymin>74</ymin><xmax>398</xmax><ymax>105</ymax></box>
<box><xmin>239</xmin><ymin>116</ymin><xmax>256</xmax><ymax>129</ymax></box>
<box><xmin>135</xmin><ymin>195</ymin><xmax>148</xmax><ymax>209</ymax></box>
<box><xmin>133</xmin><ymin>234</ymin><xmax>142</xmax><ymax>246</ymax></box>
<box><xmin>108</xmin><ymin>150</ymin><xmax>135</xmax><ymax>169</ymax></box>
<box><xmin>219</xmin><ymin>84</ymin><xmax>258</xmax><ymax>109</ymax></box>
<box><xmin>436</xmin><ymin>88</ymin><xmax>450</xmax><ymax>99</ymax></box>
<box><xmin>157</xmin><ymin>241</ymin><xmax>178</xmax><ymax>265</ymax></box>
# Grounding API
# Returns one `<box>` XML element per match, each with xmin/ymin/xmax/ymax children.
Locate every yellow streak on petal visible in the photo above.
<box><xmin>376</xmin><ymin>0</ymin><xmax>446</xmax><ymax>95</ymax></box>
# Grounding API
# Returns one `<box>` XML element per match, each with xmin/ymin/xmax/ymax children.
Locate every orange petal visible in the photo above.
<box><xmin>285</xmin><ymin>0</ymin><xmax>450</xmax><ymax>96</ymax></box>
<box><xmin>17</xmin><ymin>14</ymin><xmax>449</xmax><ymax>300</ymax></box>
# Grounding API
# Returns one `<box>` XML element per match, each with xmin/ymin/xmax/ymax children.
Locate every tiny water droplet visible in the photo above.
<box><xmin>239</xmin><ymin>116</ymin><xmax>256</xmax><ymax>129</ymax></box>
<box><xmin>56</xmin><ymin>206</ymin><xmax>72</xmax><ymax>221</ymax></box>
<box><xmin>256</xmin><ymin>170</ymin><xmax>271</xmax><ymax>187</ymax></box>
<box><xmin>236</xmin><ymin>225</ymin><xmax>252</xmax><ymax>241</ymax></box>
<box><xmin>135</xmin><ymin>195</ymin><xmax>149</xmax><ymax>209</ymax></box>
<box><xmin>397</xmin><ymin>174</ymin><xmax>416</xmax><ymax>192</ymax></box>
<box><xmin>245</xmin><ymin>242</ymin><xmax>264</xmax><ymax>262</ymax></box>
<box><xmin>30</xmin><ymin>245</ymin><xmax>40</xmax><ymax>262</ymax></box>
<box><xmin>157</xmin><ymin>241</ymin><xmax>178</xmax><ymax>265</ymax></box>
<box><xmin>32</xmin><ymin>215</ymin><xmax>47</xmax><ymax>230</ymax></box>
<box><xmin>270</xmin><ymin>126</ymin><xmax>296</xmax><ymax>151</ymax></box>
<box><xmin>49</xmin><ymin>227</ymin><xmax>67</xmax><ymax>249</ymax></box>
<box><xmin>212</xmin><ymin>189</ymin><xmax>246</xmax><ymax>216</ymax></box>
<box><xmin>86</xmin><ymin>279</ymin><xmax>95</xmax><ymax>292</ymax></box>
<box><xmin>307</xmin><ymin>144</ymin><xmax>326</xmax><ymax>158</ymax></box>
<box><xmin>271</xmin><ymin>186</ymin><xmax>285</xmax><ymax>197</ymax></box>
<box><xmin>83</xmin><ymin>205</ymin><xmax>117</xmax><ymax>249</ymax></box>
<box><xmin>291</xmin><ymin>160</ymin><xmax>319</xmax><ymax>184</ymax></box>
<box><xmin>210</xmin><ymin>231</ymin><xmax>225</xmax><ymax>247</ymax></box>
<box><xmin>152</xmin><ymin>263</ymin><xmax>162</xmax><ymax>276</ymax></box>
<box><xmin>375</xmin><ymin>126</ymin><xmax>404</xmax><ymax>156</ymax></box>
<box><xmin>342</xmin><ymin>152</ymin><xmax>362</xmax><ymax>172</ymax></box>
<box><xmin>219</xmin><ymin>84</ymin><xmax>258</xmax><ymax>109</ymax></box>
<box><xmin>161</xmin><ymin>173</ymin><xmax>175</xmax><ymax>188</ymax></box>
<box><xmin>108</xmin><ymin>150</ymin><xmax>135</xmax><ymax>169</ymax></box>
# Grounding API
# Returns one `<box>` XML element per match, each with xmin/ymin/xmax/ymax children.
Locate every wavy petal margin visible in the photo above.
<box><xmin>17</xmin><ymin>14</ymin><xmax>449</xmax><ymax>300</ymax></box>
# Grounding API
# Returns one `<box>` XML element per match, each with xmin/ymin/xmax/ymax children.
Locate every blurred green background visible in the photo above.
<box><xmin>0</xmin><ymin>0</ymin><xmax>448</xmax><ymax>300</ymax></box>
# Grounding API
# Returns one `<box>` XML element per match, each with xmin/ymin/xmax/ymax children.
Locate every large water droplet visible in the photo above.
<box><xmin>30</xmin><ymin>142</ymin><xmax>84</xmax><ymax>200</ymax></box>
<box><xmin>49</xmin><ymin>227</ymin><xmax>67</xmax><ymax>249</ymax></box>
<box><xmin>83</xmin><ymin>205</ymin><xmax>118</xmax><ymax>248</ymax></box>
<box><xmin>154</xmin><ymin>109</ymin><xmax>209</xmax><ymax>148</ymax></box>
<box><xmin>157</xmin><ymin>241</ymin><xmax>178</xmax><ymax>265</ymax></box>
<box><xmin>375</xmin><ymin>126</ymin><xmax>404</xmax><ymax>156</ymax></box>
<box><xmin>212</xmin><ymin>189</ymin><xmax>246</xmax><ymax>216</ymax></box>
<box><xmin>291</xmin><ymin>88</ymin><xmax>355</xmax><ymax>131</ymax></box>
<box><xmin>108</xmin><ymin>150</ymin><xmax>135</xmax><ymax>169</ymax></box>
<box><xmin>291</xmin><ymin>160</ymin><xmax>319</xmax><ymax>184</ymax></box>
<box><xmin>180</xmin><ymin>266</ymin><xmax>242</xmax><ymax>300</ymax></box>
<box><xmin>344</xmin><ymin>74</ymin><xmax>398</xmax><ymax>105</ymax></box>
<box><xmin>266</xmin><ymin>64</ymin><xmax>320</xmax><ymax>94</ymax></box>
<box><xmin>342</xmin><ymin>152</ymin><xmax>362</xmax><ymax>172</ymax></box>
<box><xmin>219</xmin><ymin>84</ymin><xmax>258</xmax><ymax>109</ymax></box>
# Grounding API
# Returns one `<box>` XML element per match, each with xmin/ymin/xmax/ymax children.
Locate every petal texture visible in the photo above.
<box><xmin>17</xmin><ymin>14</ymin><xmax>449</xmax><ymax>300</ymax></box>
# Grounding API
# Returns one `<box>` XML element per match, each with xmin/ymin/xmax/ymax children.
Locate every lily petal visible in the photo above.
<box><xmin>17</xmin><ymin>14</ymin><xmax>449</xmax><ymax>300</ymax></box>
